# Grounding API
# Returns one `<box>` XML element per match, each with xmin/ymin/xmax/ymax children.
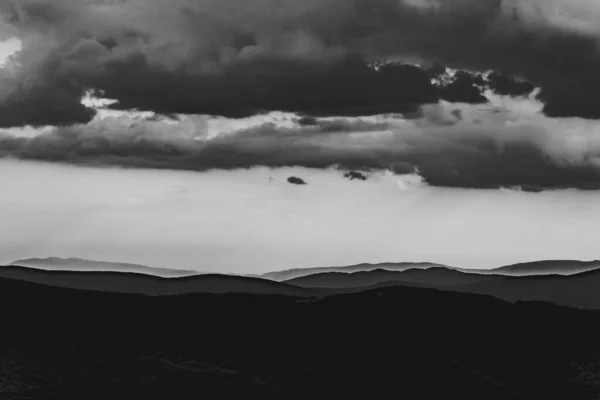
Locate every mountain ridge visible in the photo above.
<box><xmin>492</xmin><ymin>259</ymin><xmax>600</xmax><ymax>276</ymax></box>
<box><xmin>260</xmin><ymin>262</ymin><xmax>453</xmax><ymax>281</ymax></box>
<box><xmin>11</xmin><ymin>257</ymin><xmax>600</xmax><ymax>280</ymax></box>
<box><xmin>10</xmin><ymin>257</ymin><xmax>200</xmax><ymax>277</ymax></box>
<box><xmin>260</xmin><ymin>259</ymin><xmax>600</xmax><ymax>281</ymax></box>
<box><xmin>283</xmin><ymin>267</ymin><xmax>501</xmax><ymax>289</ymax></box>
<box><xmin>0</xmin><ymin>264</ymin><xmax>315</xmax><ymax>297</ymax></box>
<box><xmin>278</xmin><ymin>265</ymin><xmax>600</xmax><ymax>310</ymax></box>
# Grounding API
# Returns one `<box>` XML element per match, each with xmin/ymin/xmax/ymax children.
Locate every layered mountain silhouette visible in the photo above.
<box><xmin>284</xmin><ymin>267</ymin><xmax>499</xmax><ymax>289</ymax></box>
<box><xmin>281</xmin><ymin>264</ymin><xmax>600</xmax><ymax>310</ymax></box>
<box><xmin>261</xmin><ymin>259</ymin><xmax>600</xmax><ymax>281</ymax></box>
<box><xmin>11</xmin><ymin>257</ymin><xmax>198</xmax><ymax>277</ymax></box>
<box><xmin>13</xmin><ymin>257</ymin><xmax>598</xmax><ymax>283</ymax></box>
<box><xmin>260</xmin><ymin>262</ymin><xmax>450</xmax><ymax>281</ymax></box>
<box><xmin>4</xmin><ymin>258</ymin><xmax>600</xmax><ymax>310</ymax></box>
<box><xmin>0</xmin><ymin>265</ymin><xmax>316</xmax><ymax>296</ymax></box>
<box><xmin>492</xmin><ymin>260</ymin><xmax>600</xmax><ymax>276</ymax></box>
<box><xmin>451</xmin><ymin>269</ymin><xmax>600</xmax><ymax>310</ymax></box>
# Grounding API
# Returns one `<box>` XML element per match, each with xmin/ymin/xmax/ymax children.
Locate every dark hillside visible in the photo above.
<box><xmin>1</xmin><ymin>277</ymin><xmax>600</xmax><ymax>399</ymax></box>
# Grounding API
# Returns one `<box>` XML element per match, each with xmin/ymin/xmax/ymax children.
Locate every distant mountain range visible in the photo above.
<box><xmin>10</xmin><ymin>257</ymin><xmax>199</xmax><ymax>277</ymax></box>
<box><xmin>11</xmin><ymin>257</ymin><xmax>600</xmax><ymax>281</ymax></box>
<box><xmin>259</xmin><ymin>262</ymin><xmax>452</xmax><ymax>281</ymax></box>
<box><xmin>260</xmin><ymin>259</ymin><xmax>600</xmax><ymax>281</ymax></box>
<box><xmin>279</xmin><ymin>265</ymin><xmax>600</xmax><ymax>310</ymax></box>
<box><xmin>450</xmin><ymin>269</ymin><xmax>600</xmax><ymax>310</ymax></box>
<box><xmin>4</xmin><ymin>257</ymin><xmax>600</xmax><ymax>309</ymax></box>
<box><xmin>284</xmin><ymin>267</ymin><xmax>498</xmax><ymax>289</ymax></box>
<box><xmin>491</xmin><ymin>260</ymin><xmax>600</xmax><ymax>276</ymax></box>
<box><xmin>0</xmin><ymin>265</ymin><xmax>315</xmax><ymax>297</ymax></box>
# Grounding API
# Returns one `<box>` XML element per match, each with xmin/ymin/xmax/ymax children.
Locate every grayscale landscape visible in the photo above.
<box><xmin>3</xmin><ymin>0</ymin><xmax>600</xmax><ymax>399</ymax></box>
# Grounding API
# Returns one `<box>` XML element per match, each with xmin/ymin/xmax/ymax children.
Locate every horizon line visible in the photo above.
<box><xmin>5</xmin><ymin>255</ymin><xmax>600</xmax><ymax>276</ymax></box>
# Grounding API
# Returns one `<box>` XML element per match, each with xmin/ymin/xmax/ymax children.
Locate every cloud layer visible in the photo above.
<box><xmin>2</xmin><ymin>0</ymin><xmax>600</xmax><ymax>127</ymax></box>
<box><xmin>3</xmin><ymin>89</ymin><xmax>600</xmax><ymax>192</ymax></box>
<box><xmin>2</xmin><ymin>0</ymin><xmax>600</xmax><ymax>192</ymax></box>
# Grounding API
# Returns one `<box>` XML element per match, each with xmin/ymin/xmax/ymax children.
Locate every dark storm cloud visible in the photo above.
<box><xmin>2</xmin><ymin>0</ymin><xmax>600</xmax><ymax>192</ymax></box>
<box><xmin>0</xmin><ymin>0</ymin><xmax>435</xmax><ymax>125</ymax></box>
<box><xmin>91</xmin><ymin>56</ymin><xmax>438</xmax><ymax>119</ymax></box>
<box><xmin>486</xmin><ymin>72</ymin><xmax>536</xmax><ymax>97</ymax></box>
<box><xmin>0</xmin><ymin>86</ymin><xmax>96</xmax><ymax>127</ymax></box>
<box><xmin>430</xmin><ymin>68</ymin><xmax>489</xmax><ymax>104</ymax></box>
<box><xmin>2</xmin><ymin>0</ymin><xmax>600</xmax><ymax>125</ymax></box>
<box><xmin>361</xmin><ymin>0</ymin><xmax>600</xmax><ymax>119</ymax></box>
<box><xmin>2</xmin><ymin>112</ymin><xmax>600</xmax><ymax>192</ymax></box>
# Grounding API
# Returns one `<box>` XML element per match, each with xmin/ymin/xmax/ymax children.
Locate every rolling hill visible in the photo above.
<box><xmin>260</xmin><ymin>262</ymin><xmax>452</xmax><ymax>281</ymax></box>
<box><xmin>0</xmin><ymin>265</ymin><xmax>316</xmax><ymax>297</ymax></box>
<box><xmin>282</xmin><ymin>264</ymin><xmax>600</xmax><ymax>311</ymax></box>
<box><xmin>284</xmin><ymin>267</ymin><xmax>500</xmax><ymax>289</ymax></box>
<box><xmin>262</xmin><ymin>259</ymin><xmax>600</xmax><ymax>282</ymax></box>
<box><xmin>491</xmin><ymin>260</ymin><xmax>600</xmax><ymax>276</ymax></box>
<box><xmin>450</xmin><ymin>268</ymin><xmax>600</xmax><ymax>310</ymax></box>
<box><xmin>7</xmin><ymin>258</ymin><xmax>600</xmax><ymax>310</ymax></box>
<box><xmin>11</xmin><ymin>257</ymin><xmax>199</xmax><ymax>277</ymax></box>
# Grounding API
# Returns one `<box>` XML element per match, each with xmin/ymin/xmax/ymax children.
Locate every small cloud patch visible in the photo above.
<box><xmin>287</xmin><ymin>176</ymin><xmax>307</xmax><ymax>185</ymax></box>
<box><xmin>344</xmin><ymin>171</ymin><xmax>368</xmax><ymax>181</ymax></box>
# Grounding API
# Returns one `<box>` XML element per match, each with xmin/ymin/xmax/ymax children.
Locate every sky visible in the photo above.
<box><xmin>2</xmin><ymin>158</ymin><xmax>600</xmax><ymax>274</ymax></box>
<box><xmin>2</xmin><ymin>0</ymin><xmax>600</xmax><ymax>273</ymax></box>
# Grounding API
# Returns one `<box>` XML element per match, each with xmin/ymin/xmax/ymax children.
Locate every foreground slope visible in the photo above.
<box><xmin>1</xmin><ymin>278</ymin><xmax>600</xmax><ymax>399</ymax></box>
